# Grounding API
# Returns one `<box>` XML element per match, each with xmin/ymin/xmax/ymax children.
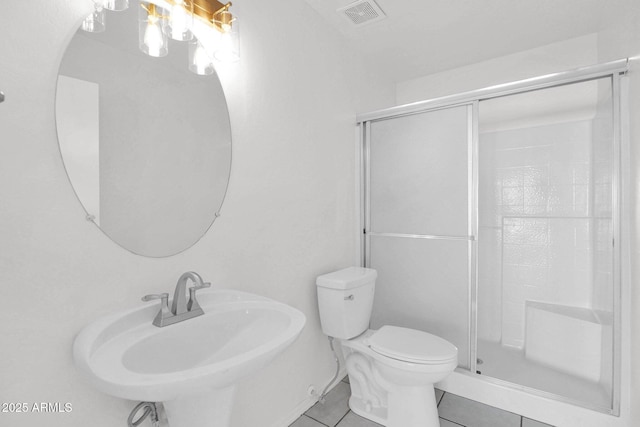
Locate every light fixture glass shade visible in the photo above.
<box><xmin>213</xmin><ymin>17</ymin><xmax>239</xmax><ymax>63</ymax></box>
<box><xmin>102</xmin><ymin>0</ymin><xmax>129</xmax><ymax>11</ymax></box>
<box><xmin>138</xmin><ymin>1</ymin><xmax>169</xmax><ymax>57</ymax></box>
<box><xmin>165</xmin><ymin>0</ymin><xmax>193</xmax><ymax>41</ymax></box>
<box><xmin>81</xmin><ymin>5</ymin><xmax>106</xmax><ymax>33</ymax></box>
<box><xmin>188</xmin><ymin>39</ymin><xmax>215</xmax><ymax>75</ymax></box>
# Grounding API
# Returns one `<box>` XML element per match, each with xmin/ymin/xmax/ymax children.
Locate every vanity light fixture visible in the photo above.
<box><xmin>183</xmin><ymin>0</ymin><xmax>240</xmax><ymax>67</ymax></box>
<box><xmin>103</xmin><ymin>0</ymin><xmax>130</xmax><ymax>11</ymax></box>
<box><xmin>81</xmin><ymin>0</ymin><xmax>239</xmax><ymax>74</ymax></box>
<box><xmin>81</xmin><ymin>3</ymin><xmax>106</xmax><ymax>33</ymax></box>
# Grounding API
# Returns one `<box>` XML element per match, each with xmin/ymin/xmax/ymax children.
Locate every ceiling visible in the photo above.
<box><xmin>303</xmin><ymin>0</ymin><xmax>625</xmax><ymax>83</ymax></box>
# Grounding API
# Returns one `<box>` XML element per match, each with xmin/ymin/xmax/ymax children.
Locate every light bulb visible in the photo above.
<box><xmin>144</xmin><ymin>16</ymin><xmax>165</xmax><ymax>57</ymax></box>
<box><xmin>214</xmin><ymin>32</ymin><xmax>237</xmax><ymax>63</ymax></box>
<box><xmin>138</xmin><ymin>3</ymin><xmax>168</xmax><ymax>57</ymax></box>
<box><xmin>171</xmin><ymin>5</ymin><xmax>187</xmax><ymax>31</ymax></box>
<box><xmin>212</xmin><ymin>14</ymin><xmax>239</xmax><ymax>63</ymax></box>
<box><xmin>167</xmin><ymin>0</ymin><xmax>192</xmax><ymax>41</ymax></box>
<box><xmin>217</xmin><ymin>10</ymin><xmax>233</xmax><ymax>33</ymax></box>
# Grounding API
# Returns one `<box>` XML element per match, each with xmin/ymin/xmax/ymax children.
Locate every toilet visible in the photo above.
<box><xmin>316</xmin><ymin>267</ymin><xmax>457</xmax><ymax>427</ymax></box>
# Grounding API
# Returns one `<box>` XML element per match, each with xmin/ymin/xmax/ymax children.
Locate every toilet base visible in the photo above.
<box><xmin>349</xmin><ymin>395</ymin><xmax>387</xmax><ymax>425</ymax></box>
<box><xmin>348</xmin><ymin>383</ymin><xmax>440</xmax><ymax>427</ymax></box>
<box><xmin>387</xmin><ymin>384</ymin><xmax>439</xmax><ymax>426</ymax></box>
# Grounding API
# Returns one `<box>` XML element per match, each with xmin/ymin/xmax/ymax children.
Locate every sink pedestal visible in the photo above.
<box><xmin>163</xmin><ymin>385</ymin><xmax>236</xmax><ymax>427</ymax></box>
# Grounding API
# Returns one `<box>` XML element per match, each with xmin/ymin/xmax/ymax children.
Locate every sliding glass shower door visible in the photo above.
<box><xmin>361</xmin><ymin>66</ymin><xmax>623</xmax><ymax>414</ymax></box>
<box><xmin>477</xmin><ymin>77</ymin><xmax>616</xmax><ymax>411</ymax></box>
<box><xmin>364</xmin><ymin>105</ymin><xmax>473</xmax><ymax>369</ymax></box>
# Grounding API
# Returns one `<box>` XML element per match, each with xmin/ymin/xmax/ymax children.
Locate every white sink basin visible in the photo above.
<box><xmin>73</xmin><ymin>289</ymin><xmax>306</xmax><ymax>426</ymax></box>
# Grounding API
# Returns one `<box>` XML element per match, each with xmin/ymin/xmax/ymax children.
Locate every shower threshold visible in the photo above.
<box><xmin>477</xmin><ymin>339</ymin><xmax>610</xmax><ymax>410</ymax></box>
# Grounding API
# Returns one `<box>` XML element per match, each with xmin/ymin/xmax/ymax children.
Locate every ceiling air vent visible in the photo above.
<box><xmin>337</xmin><ymin>0</ymin><xmax>387</xmax><ymax>26</ymax></box>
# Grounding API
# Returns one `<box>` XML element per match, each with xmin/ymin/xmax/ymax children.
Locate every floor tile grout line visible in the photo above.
<box><xmin>304</xmin><ymin>413</ymin><xmax>331</xmax><ymax>427</ymax></box>
<box><xmin>298</xmin><ymin>382</ymin><xmax>553</xmax><ymax>427</ymax></box>
<box><xmin>439</xmin><ymin>415</ymin><xmax>467</xmax><ymax>426</ymax></box>
<box><xmin>333</xmin><ymin>409</ymin><xmax>352</xmax><ymax>427</ymax></box>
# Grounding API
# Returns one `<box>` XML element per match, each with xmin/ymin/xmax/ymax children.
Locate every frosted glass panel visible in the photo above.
<box><xmin>369</xmin><ymin>106</ymin><xmax>469</xmax><ymax>236</ymax></box>
<box><xmin>369</xmin><ymin>236</ymin><xmax>470</xmax><ymax>369</ymax></box>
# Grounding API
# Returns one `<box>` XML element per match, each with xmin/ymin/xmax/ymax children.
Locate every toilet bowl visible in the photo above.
<box><xmin>340</xmin><ymin>327</ymin><xmax>457</xmax><ymax>426</ymax></box>
<box><xmin>316</xmin><ymin>267</ymin><xmax>458</xmax><ymax>427</ymax></box>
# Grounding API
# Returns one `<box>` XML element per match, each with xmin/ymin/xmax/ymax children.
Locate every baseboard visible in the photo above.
<box><xmin>270</xmin><ymin>369</ymin><xmax>348</xmax><ymax>427</ymax></box>
<box><xmin>270</xmin><ymin>395</ymin><xmax>319</xmax><ymax>427</ymax></box>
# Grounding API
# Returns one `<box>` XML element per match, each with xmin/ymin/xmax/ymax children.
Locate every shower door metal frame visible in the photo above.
<box><xmin>358</xmin><ymin>59</ymin><xmax>628</xmax><ymax>415</ymax></box>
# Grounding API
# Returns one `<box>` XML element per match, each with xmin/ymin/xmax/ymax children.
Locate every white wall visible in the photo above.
<box><xmin>0</xmin><ymin>1</ymin><xmax>394</xmax><ymax>426</ymax></box>
<box><xmin>396</xmin><ymin>33</ymin><xmax>599</xmax><ymax>105</ymax></box>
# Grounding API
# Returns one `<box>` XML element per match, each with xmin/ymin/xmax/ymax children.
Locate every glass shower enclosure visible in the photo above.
<box><xmin>360</xmin><ymin>63</ymin><xmax>625</xmax><ymax>414</ymax></box>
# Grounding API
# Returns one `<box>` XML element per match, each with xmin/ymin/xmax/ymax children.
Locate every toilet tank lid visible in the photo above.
<box><xmin>316</xmin><ymin>267</ymin><xmax>377</xmax><ymax>290</ymax></box>
<box><xmin>369</xmin><ymin>325</ymin><xmax>458</xmax><ymax>364</ymax></box>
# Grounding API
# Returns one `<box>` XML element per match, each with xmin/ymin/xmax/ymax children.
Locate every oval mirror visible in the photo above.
<box><xmin>55</xmin><ymin>5</ymin><xmax>232</xmax><ymax>257</ymax></box>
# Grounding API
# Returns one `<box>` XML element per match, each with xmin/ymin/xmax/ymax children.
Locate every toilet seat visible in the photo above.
<box><xmin>369</xmin><ymin>325</ymin><xmax>457</xmax><ymax>365</ymax></box>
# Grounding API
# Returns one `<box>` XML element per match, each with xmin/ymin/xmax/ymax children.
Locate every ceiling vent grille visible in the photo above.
<box><xmin>337</xmin><ymin>0</ymin><xmax>387</xmax><ymax>26</ymax></box>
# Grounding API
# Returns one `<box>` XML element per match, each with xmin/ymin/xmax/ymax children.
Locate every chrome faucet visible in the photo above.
<box><xmin>142</xmin><ymin>272</ymin><xmax>211</xmax><ymax>327</ymax></box>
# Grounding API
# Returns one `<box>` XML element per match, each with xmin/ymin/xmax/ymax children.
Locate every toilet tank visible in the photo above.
<box><xmin>316</xmin><ymin>267</ymin><xmax>377</xmax><ymax>339</ymax></box>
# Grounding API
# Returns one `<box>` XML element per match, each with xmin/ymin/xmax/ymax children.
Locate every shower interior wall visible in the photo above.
<box><xmin>478</xmin><ymin>120</ymin><xmax>596</xmax><ymax>348</ymax></box>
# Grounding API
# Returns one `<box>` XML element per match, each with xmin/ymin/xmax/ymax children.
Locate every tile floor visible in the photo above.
<box><xmin>290</xmin><ymin>377</ymin><xmax>554</xmax><ymax>427</ymax></box>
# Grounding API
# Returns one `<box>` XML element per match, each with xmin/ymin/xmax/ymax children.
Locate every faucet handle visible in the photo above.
<box><xmin>187</xmin><ymin>283</ymin><xmax>210</xmax><ymax>313</ymax></box>
<box><xmin>142</xmin><ymin>293</ymin><xmax>169</xmax><ymax>302</ymax></box>
<box><xmin>142</xmin><ymin>293</ymin><xmax>171</xmax><ymax>327</ymax></box>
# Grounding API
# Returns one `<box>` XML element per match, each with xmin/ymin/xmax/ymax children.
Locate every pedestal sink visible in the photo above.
<box><xmin>73</xmin><ymin>289</ymin><xmax>306</xmax><ymax>426</ymax></box>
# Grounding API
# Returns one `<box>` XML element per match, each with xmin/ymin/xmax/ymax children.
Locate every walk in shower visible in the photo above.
<box><xmin>359</xmin><ymin>61</ymin><xmax>627</xmax><ymax>418</ymax></box>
